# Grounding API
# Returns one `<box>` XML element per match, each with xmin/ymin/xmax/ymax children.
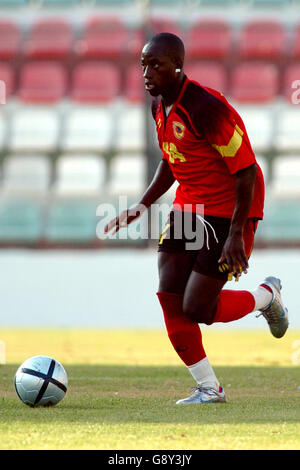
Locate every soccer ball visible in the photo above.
<box><xmin>14</xmin><ymin>355</ymin><xmax>68</xmax><ymax>407</ymax></box>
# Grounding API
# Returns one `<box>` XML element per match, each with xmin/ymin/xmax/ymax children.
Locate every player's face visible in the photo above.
<box><xmin>141</xmin><ymin>42</ymin><xmax>177</xmax><ymax>97</ymax></box>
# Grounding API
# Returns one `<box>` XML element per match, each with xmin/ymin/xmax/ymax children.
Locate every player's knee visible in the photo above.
<box><xmin>183</xmin><ymin>300</ymin><xmax>215</xmax><ymax>324</ymax></box>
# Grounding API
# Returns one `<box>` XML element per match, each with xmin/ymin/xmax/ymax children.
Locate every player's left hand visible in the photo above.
<box><xmin>218</xmin><ymin>233</ymin><xmax>248</xmax><ymax>277</ymax></box>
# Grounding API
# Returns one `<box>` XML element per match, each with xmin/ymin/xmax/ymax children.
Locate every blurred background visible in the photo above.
<box><xmin>0</xmin><ymin>0</ymin><xmax>299</xmax><ymax>329</ymax></box>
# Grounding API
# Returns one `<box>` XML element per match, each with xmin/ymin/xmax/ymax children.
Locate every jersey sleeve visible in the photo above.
<box><xmin>194</xmin><ymin>90</ymin><xmax>256</xmax><ymax>175</ymax></box>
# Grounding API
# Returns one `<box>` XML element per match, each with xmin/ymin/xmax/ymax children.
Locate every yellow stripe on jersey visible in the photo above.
<box><xmin>212</xmin><ymin>124</ymin><xmax>244</xmax><ymax>158</ymax></box>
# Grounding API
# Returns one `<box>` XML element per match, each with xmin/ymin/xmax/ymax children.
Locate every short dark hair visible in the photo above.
<box><xmin>149</xmin><ymin>32</ymin><xmax>185</xmax><ymax>65</ymax></box>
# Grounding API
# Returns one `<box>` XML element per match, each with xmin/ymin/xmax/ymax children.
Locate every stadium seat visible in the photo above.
<box><xmin>270</xmin><ymin>155</ymin><xmax>300</xmax><ymax>197</ymax></box>
<box><xmin>45</xmin><ymin>199</ymin><xmax>99</xmax><ymax>243</ymax></box>
<box><xmin>40</xmin><ymin>0</ymin><xmax>80</xmax><ymax>5</ymax></box>
<box><xmin>0</xmin><ymin>20</ymin><xmax>21</xmax><ymax>60</ymax></box>
<box><xmin>0</xmin><ymin>198</ymin><xmax>44</xmax><ymax>243</ymax></box>
<box><xmin>70</xmin><ymin>62</ymin><xmax>120</xmax><ymax>103</ymax></box>
<box><xmin>0</xmin><ymin>154</ymin><xmax>51</xmax><ymax>195</ymax></box>
<box><xmin>185</xmin><ymin>19</ymin><xmax>231</xmax><ymax>60</ymax></box>
<box><xmin>259</xmin><ymin>197</ymin><xmax>300</xmax><ymax>242</ymax></box>
<box><xmin>75</xmin><ymin>16</ymin><xmax>128</xmax><ymax>59</ymax></box>
<box><xmin>235</xmin><ymin>105</ymin><xmax>274</xmax><ymax>153</ymax></box>
<box><xmin>127</xmin><ymin>28</ymin><xmax>145</xmax><ymax>58</ymax></box>
<box><xmin>0</xmin><ymin>110</ymin><xmax>8</xmax><ymax>150</ymax></box>
<box><xmin>23</xmin><ymin>18</ymin><xmax>73</xmax><ymax>60</ymax></box>
<box><xmin>53</xmin><ymin>154</ymin><xmax>106</xmax><ymax>196</ymax></box>
<box><xmin>0</xmin><ymin>62</ymin><xmax>15</xmax><ymax>100</ymax></box>
<box><xmin>9</xmin><ymin>107</ymin><xmax>60</xmax><ymax>152</ymax></box>
<box><xmin>61</xmin><ymin>106</ymin><xmax>113</xmax><ymax>152</ymax></box>
<box><xmin>0</xmin><ymin>0</ymin><xmax>27</xmax><ymax>4</ymax></box>
<box><xmin>18</xmin><ymin>62</ymin><xmax>67</xmax><ymax>103</ymax></box>
<box><xmin>237</xmin><ymin>20</ymin><xmax>286</xmax><ymax>60</ymax></box>
<box><xmin>282</xmin><ymin>63</ymin><xmax>300</xmax><ymax>103</ymax></box>
<box><xmin>185</xmin><ymin>62</ymin><xmax>228</xmax><ymax>93</ymax></box>
<box><xmin>115</xmin><ymin>105</ymin><xmax>145</xmax><ymax>152</ymax></box>
<box><xmin>274</xmin><ymin>107</ymin><xmax>300</xmax><ymax>151</ymax></box>
<box><xmin>124</xmin><ymin>64</ymin><xmax>145</xmax><ymax>103</ymax></box>
<box><xmin>290</xmin><ymin>24</ymin><xmax>300</xmax><ymax>59</ymax></box>
<box><xmin>230</xmin><ymin>62</ymin><xmax>279</xmax><ymax>103</ymax></box>
<box><xmin>107</xmin><ymin>154</ymin><xmax>147</xmax><ymax>196</ymax></box>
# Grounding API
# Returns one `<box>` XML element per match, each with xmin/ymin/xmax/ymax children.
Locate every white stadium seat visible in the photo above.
<box><xmin>0</xmin><ymin>154</ymin><xmax>51</xmax><ymax>195</ymax></box>
<box><xmin>107</xmin><ymin>154</ymin><xmax>147</xmax><ymax>196</ymax></box>
<box><xmin>235</xmin><ymin>105</ymin><xmax>274</xmax><ymax>153</ymax></box>
<box><xmin>270</xmin><ymin>155</ymin><xmax>300</xmax><ymax>197</ymax></box>
<box><xmin>274</xmin><ymin>107</ymin><xmax>300</xmax><ymax>152</ymax></box>
<box><xmin>53</xmin><ymin>154</ymin><xmax>106</xmax><ymax>196</ymax></box>
<box><xmin>115</xmin><ymin>104</ymin><xmax>145</xmax><ymax>152</ymax></box>
<box><xmin>9</xmin><ymin>107</ymin><xmax>60</xmax><ymax>152</ymax></box>
<box><xmin>61</xmin><ymin>106</ymin><xmax>113</xmax><ymax>152</ymax></box>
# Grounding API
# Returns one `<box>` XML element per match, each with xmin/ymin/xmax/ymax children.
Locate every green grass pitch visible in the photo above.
<box><xmin>0</xmin><ymin>328</ymin><xmax>300</xmax><ymax>450</ymax></box>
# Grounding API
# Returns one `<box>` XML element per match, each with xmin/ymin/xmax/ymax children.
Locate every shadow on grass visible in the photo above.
<box><xmin>1</xmin><ymin>364</ymin><xmax>300</xmax><ymax>425</ymax></box>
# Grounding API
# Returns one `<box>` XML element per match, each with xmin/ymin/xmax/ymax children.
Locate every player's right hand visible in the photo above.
<box><xmin>104</xmin><ymin>203</ymin><xmax>147</xmax><ymax>235</ymax></box>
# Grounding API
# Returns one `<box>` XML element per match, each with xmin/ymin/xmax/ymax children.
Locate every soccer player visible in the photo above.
<box><xmin>104</xmin><ymin>33</ymin><xmax>289</xmax><ymax>404</ymax></box>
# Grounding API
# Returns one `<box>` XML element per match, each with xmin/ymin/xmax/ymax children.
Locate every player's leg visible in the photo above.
<box><xmin>157</xmin><ymin>211</ymin><xmax>224</xmax><ymax>404</ymax></box>
<box><xmin>157</xmin><ymin>250</ymin><xmax>207</xmax><ymax>369</ymax></box>
<box><xmin>183</xmin><ymin>217</ymin><xmax>288</xmax><ymax>332</ymax></box>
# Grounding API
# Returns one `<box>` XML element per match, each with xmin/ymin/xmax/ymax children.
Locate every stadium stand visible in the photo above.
<box><xmin>0</xmin><ymin>20</ymin><xmax>21</xmax><ymax>60</ymax></box>
<box><xmin>61</xmin><ymin>106</ymin><xmax>113</xmax><ymax>153</ymax></box>
<box><xmin>70</xmin><ymin>61</ymin><xmax>121</xmax><ymax>103</ymax></box>
<box><xmin>75</xmin><ymin>16</ymin><xmax>129</xmax><ymax>60</ymax></box>
<box><xmin>185</xmin><ymin>19</ymin><xmax>232</xmax><ymax>60</ymax></box>
<box><xmin>9</xmin><ymin>107</ymin><xmax>60</xmax><ymax>152</ymax></box>
<box><xmin>52</xmin><ymin>154</ymin><xmax>106</xmax><ymax>197</ymax></box>
<box><xmin>237</xmin><ymin>19</ymin><xmax>286</xmax><ymax>61</ymax></box>
<box><xmin>230</xmin><ymin>62</ymin><xmax>280</xmax><ymax>102</ymax></box>
<box><xmin>0</xmin><ymin>154</ymin><xmax>51</xmax><ymax>196</ymax></box>
<box><xmin>0</xmin><ymin>62</ymin><xmax>15</xmax><ymax>100</ymax></box>
<box><xmin>45</xmin><ymin>199</ymin><xmax>99</xmax><ymax>244</ymax></box>
<box><xmin>18</xmin><ymin>61</ymin><xmax>67</xmax><ymax>103</ymax></box>
<box><xmin>0</xmin><ymin>0</ymin><xmax>299</xmax><ymax>247</ymax></box>
<box><xmin>184</xmin><ymin>61</ymin><xmax>228</xmax><ymax>93</ymax></box>
<box><xmin>0</xmin><ymin>199</ymin><xmax>44</xmax><ymax>244</ymax></box>
<box><xmin>107</xmin><ymin>154</ymin><xmax>147</xmax><ymax>197</ymax></box>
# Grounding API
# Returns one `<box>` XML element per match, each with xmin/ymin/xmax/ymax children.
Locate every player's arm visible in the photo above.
<box><xmin>104</xmin><ymin>160</ymin><xmax>175</xmax><ymax>234</ymax></box>
<box><xmin>218</xmin><ymin>163</ymin><xmax>257</xmax><ymax>275</ymax></box>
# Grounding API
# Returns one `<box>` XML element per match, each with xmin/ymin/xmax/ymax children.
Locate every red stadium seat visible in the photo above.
<box><xmin>23</xmin><ymin>18</ymin><xmax>73</xmax><ymax>60</ymax></box>
<box><xmin>185</xmin><ymin>62</ymin><xmax>228</xmax><ymax>93</ymax></box>
<box><xmin>0</xmin><ymin>62</ymin><xmax>15</xmax><ymax>100</ymax></box>
<box><xmin>124</xmin><ymin>64</ymin><xmax>145</xmax><ymax>103</ymax></box>
<box><xmin>185</xmin><ymin>19</ymin><xmax>231</xmax><ymax>60</ymax></box>
<box><xmin>290</xmin><ymin>24</ymin><xmax>300</xmax><ymax>59</ymax></box>
<box><xmin>75</xmin><ymin>16</ymin><xmax>129</xmax><ymax>59</ymax></box>
<box><xmin>283</xmin><ymin>63</ymin><xmax>300</xmax><ymax>103</ymax></box>
<box><xmin>70</xmin><ymin>61</ymin><xmax>120</xmax><ymax>103</ymax></box>
<box><xmin>0</xmin><ymin>20</ymin><xmax>21</xmax><ymax>60</ymax></box>
<box><xmin>18</xmin><ymin>62</ymin><xmax>67</xmax><ymax>103</ymax></box>
<box><xmin>230</xmin><ymin>62</ymin><xmax>280</xmax><ymax>103</ymax></box>
<box><xmin>237</xmin><ymin>20</ymin><xmax>286</xmax><ymax>60</ymax></box>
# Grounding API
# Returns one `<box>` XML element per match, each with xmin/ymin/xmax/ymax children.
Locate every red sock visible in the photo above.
<box><xmin>213</xmin><ymin>289</ymin><xmax>255</xmax><ymax>323</ymax></box>
<box><xmin>157</xmin><ymin>291</ymin><xmax>206</xmax><ymax>366</ymax></box>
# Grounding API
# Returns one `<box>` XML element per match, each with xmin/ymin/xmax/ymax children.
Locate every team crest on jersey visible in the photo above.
<box><xmin>173</xmin><ymin>121</ymin><xmax>185</xmax><ymax>140</ymax></box>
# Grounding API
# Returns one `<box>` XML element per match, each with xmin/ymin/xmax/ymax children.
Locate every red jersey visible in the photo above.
<box><xmin>152</xmin><ymin>76</ymin><xmax>264</xmax><ymax>219</ymax></box>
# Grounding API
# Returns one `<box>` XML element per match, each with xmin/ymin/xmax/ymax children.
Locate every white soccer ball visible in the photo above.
<box><xmin>14</xmin><ymin>355</ymin><xmax>68</xmax><ymax>407</ymax></box>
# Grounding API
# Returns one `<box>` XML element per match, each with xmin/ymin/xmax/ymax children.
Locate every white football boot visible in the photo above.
<box><xmin>257</xmin><ymin>276</ymin><xmax>289</xmax><ymax>338</ymax></box>
<box><xmin>176</xmin><ymin>386</ymin><xmax>226</xmax><ymax>405</ymax></box>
